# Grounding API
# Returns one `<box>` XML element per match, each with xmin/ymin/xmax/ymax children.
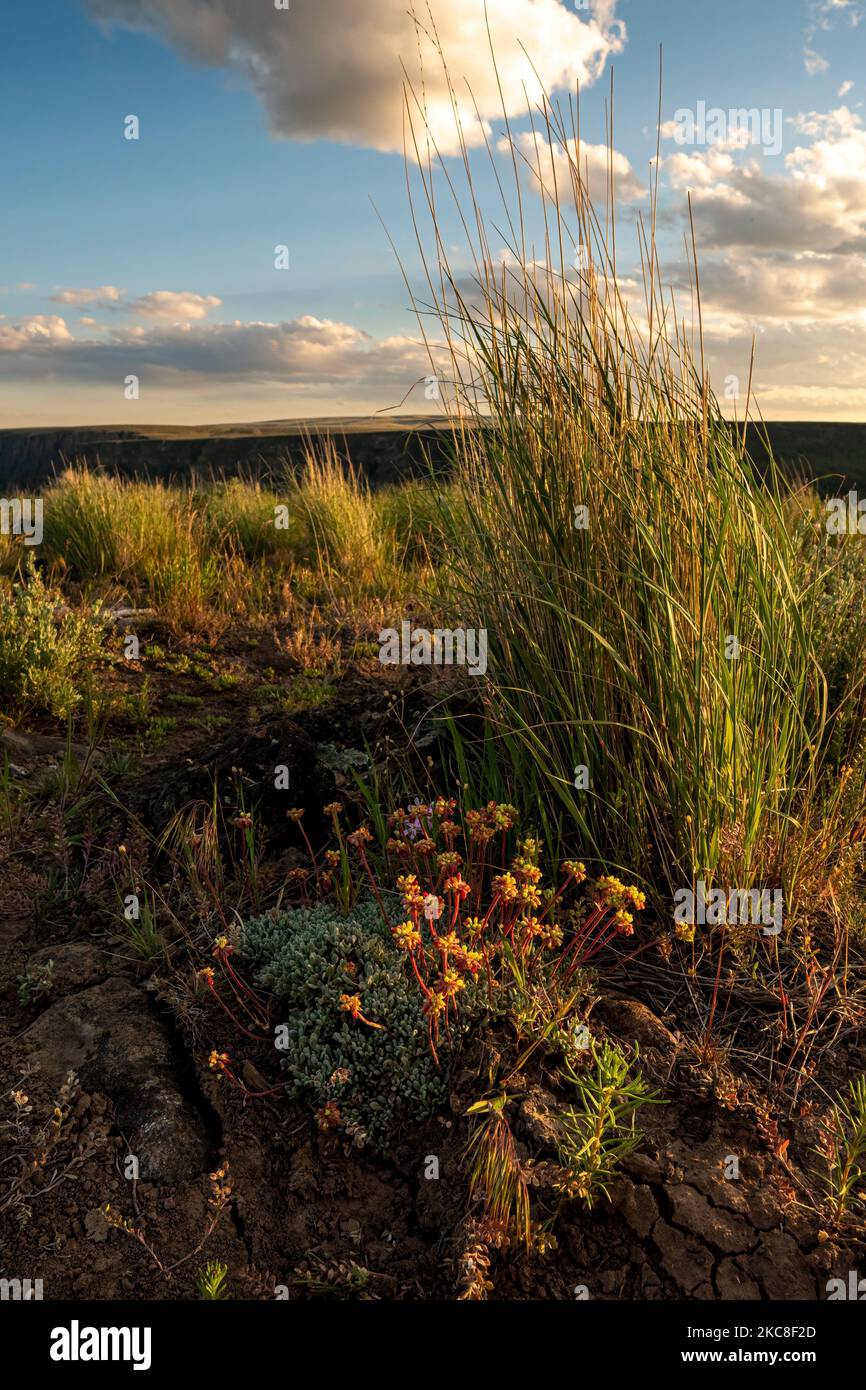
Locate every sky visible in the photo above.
<box><xmin>1</xmin><ymin>0</ymin><xmax>865</xmax><ymax>426</ymax></box>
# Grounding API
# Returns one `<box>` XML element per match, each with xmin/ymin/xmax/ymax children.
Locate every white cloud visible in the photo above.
<box><xmin>87</xmin><ymin>0</ymin><xmax>625</xmax><ymax>154</ymax></box>
<box><xmin>661</xmin><ymin>106</ymin><xmax>866</xmax><ymax>253</ymax></box>
<box><xmin>664</xmin><ymin>147</ymin><xmax>738</xmax><ymax>191</ymax></box>
<box><xmin>0</xmin><ymin>315</ymin><xmax>74</xmax><ymax>351</ymax></box>
<box><xmin>804</xmin><ymin>47</ymin><xmax>830</xmax><ymax>75</ymax></box>
<box><xmin>51</xmin><ymin>286</ymin><xmax>123</xmax><ymax>306</ymax></box>
<box><xmin>838</xmin><ymin>79</ymin><xmax>854</xmax><ymax>95</ymax></box>
<box><xmin>656</xmin><ymin>98</ymin><xmax>866</xmax><ymax>418</ymax></box>
<box><xmin>502</xmin><ymin>131</ymin><xmax>645</xmax><ymax>203</ymax></box>
<box><xmin>130</xmin><ymin>291</ymin><xmax>222</xmax><ymax>321</ymax></box>
<box><xmin>0</xmin><ymin>309</ymin><xmax>445</xmax><ymax>405</ymax></box>
<box><xmin>50</xmin><ymin>286</ymin><xmax>221</xmax><ymax>322</ymax></box>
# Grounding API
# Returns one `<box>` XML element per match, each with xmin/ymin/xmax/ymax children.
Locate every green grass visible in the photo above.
<box><xmin>2</xmin><ymin>446</ymin><xmax>438</xmax><ymax>633</ymax></box>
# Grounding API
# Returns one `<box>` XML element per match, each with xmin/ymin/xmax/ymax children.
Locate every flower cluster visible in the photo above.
<box><xmin>347</xmin><ymin>800</ymin><xmax>646</xmax><ymax>1062</ymax></box>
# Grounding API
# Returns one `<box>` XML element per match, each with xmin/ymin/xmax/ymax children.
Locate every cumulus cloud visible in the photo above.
<box><xmin>129</xmin><ymin>291</ymin><xmax>222</xmax><ymax>321</ymax></box>
<box><xmin>0</xmin><ymin>309</ymin><xmax>445</xmax><ymax>404</ymax></box>
<box><xmin>502</xmin><ymin>131</ymin><xmax>646</xmax><ymax>204</ymax></box>
<box><xmin>51</xmin><ymin>286</ymin><xmax>123</xmax><ymax>306</ymax></box>
<box><xmin>654</xmin><ymin>94</ymin><xmax>866</xmax><ymax>418</ymax></box>
<box><xmin>673</xmin><ymin>251</ymin><xmax>866</xmax><ymax>326</ymax></box>
<box><xmin>664</xmin><ymin>147</ymin><xmax>738</xmax><ymax>191</ymax></box>
<box><xmin>0</xmin><ymin>315</ymin><xmax>74</xmax><ymax>351</ymax></box>
<box><xmin>50</xmin><ymin>286</ymin><xmax>221</xmax><ymax>322</ymax></box>
<box><xmin>86</xmin><ymin>0</ymin><xmax>624</xmax><ymax>154</ymax></box>
<box><xmin>659</xmin><ymin>106</ymin><xmax>866</xmax><ymax>253</ymax></box>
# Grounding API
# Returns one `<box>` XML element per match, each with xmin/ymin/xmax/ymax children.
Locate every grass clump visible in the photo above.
<box><xmin>30</xmin><ymin>451</ymin><xmax>440</xmax><ymax>631</ymax></box>
<box><xmin>402</xmin><ymin>62</ymin><xmax>866</xmax><ymax>929</ymax></box>
<box><xmin>281</xmin><ymin>444</ymin><xmax>401</xmax><ymax>598</ymax></box>
<box><xmin>240</xmin><ymin>899</ymin><xmax>446</xmax><ymax>1151</ymax></box>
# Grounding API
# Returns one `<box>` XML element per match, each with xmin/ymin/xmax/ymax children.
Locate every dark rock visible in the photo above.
<box><xmin>519</xmin><ymin>1085</ymin><xmax>567</xmax><ymax>1148</ymax></box>
<box><xmin>716</xmin><ymin>1257</ymin><xmax>761</xmax><ymax>1300</ymax></box>
<box><xmin>591</xmin><ymin>995</ymin><xmax>680</xmax><ymax>1056</ymax></box>
<box><xmin>612</xmin><ymin>1182</ymin><xmax>659</xmax><ymax>1238</ymax></box>
<box><xmin>621</xmin><ymin>1151</ymin><xmax>664</xmax><ymax>1184</ymax></box>
<box><xmin>27</xmin><ymin>942</ymin><xmax>110</xmax><ymax>995</ymax></box>
<box><xmin>742</xmin><ymin>1230</ymin><xmax>817</xmax><ymax>1300</ymax></box>
<box><xmin>16</xmin><ymin>978</ymin><xmax>210</xmax><ymax>1185</ymax></box>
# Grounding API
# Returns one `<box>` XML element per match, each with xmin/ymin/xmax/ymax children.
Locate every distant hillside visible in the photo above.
<box><xmin>741</xmin><ymin>422</ymin><xmax>866</xmax><ymax>494</ymax></box>
<box><xmin>0</xmin><ymin>417</ymin><xmax>864</xmax><ymax>492</ymax></box>
<box><xmin>0</xmin><ymin>416</ymin><xmax>456</xmax><ymax>491</ymax></box>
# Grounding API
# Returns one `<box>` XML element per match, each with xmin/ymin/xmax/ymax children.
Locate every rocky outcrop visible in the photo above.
<box><xmin>16</xmin><ymin>979</ymin><xmax>212</xmax><ymax>1185</ymax></box>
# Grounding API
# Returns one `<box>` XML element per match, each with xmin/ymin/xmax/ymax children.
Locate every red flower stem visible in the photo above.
<box><xmin>409</xmin><ymin>951</ymin><xmax>432</xmax><ymax>998</ymax></box>
<box><xmin>207</xmin><ymin>981</ymin><xmax>268</xmax><ymax>1041</ymax></box>
<box><xmin>219</xmin><ymin>953</ymin><xmax>269</xmax><ymax>1009</ymax></box>
<box><xmin>358</xmin><ymin>846</ymin><xmax>392</xmax><ymax>930</ymax></box>
<box><xmin>224</xmin><ymin>974</ymin><xmax>269</xmax><ymax>1026</ymax></box>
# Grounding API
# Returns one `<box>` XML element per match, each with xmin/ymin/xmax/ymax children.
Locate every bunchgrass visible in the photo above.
<box><xmin>400</xmin><ymin>55</ymin><xmax>866</xmax><ymax>926</ymax></box>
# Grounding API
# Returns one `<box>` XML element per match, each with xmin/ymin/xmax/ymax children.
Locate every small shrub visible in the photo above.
<box><xmin>354</xmin><ymin>799</ymin><xmax>644</xmax><ymax>1063</ymax></box>
<box><xmin>0</xmin><ymin>561</ymin><xmax>108</xmax><ymax>718</ymax></box>
<box><xmin>240</xmin><ymin>900</ymin><xmax>447</xmax><ymax>1150</ymax></box>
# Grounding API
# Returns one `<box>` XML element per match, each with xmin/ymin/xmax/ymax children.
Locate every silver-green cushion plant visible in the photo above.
<box><xmin>241</xmin><ymin>900</ymin><xmax>447</xmax><ymax>1151</ymax></box>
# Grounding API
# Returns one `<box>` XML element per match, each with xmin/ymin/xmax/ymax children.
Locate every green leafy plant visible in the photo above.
<box><xmin>119</xmin><ymin>891</ymin><xmax>169</xmax><ymax>964</ymax></box>
<box><xmin>16</xmin><ymin>959</ymin><xmax>55</xmax><ymax>1006</ymax></box>
<box><xmin>196</xmin><ymin>1259</ymin><xmax>231</xmax><ymax>1300</ymax></box>
<box><xmin>557</xmin><ymin>1040</ymin><xmax>662</xmax><ymax>1209</ymax></box>
<box><xmin>292</xmin><ymin>1258</ymin><xmax>377</xmax><ymax>1300</ymax></box>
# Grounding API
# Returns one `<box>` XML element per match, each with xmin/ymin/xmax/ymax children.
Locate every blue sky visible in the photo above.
<box><xmin>1</xmin><ymin>0</ymin><xmax>865</xmax><ymax>424</ymax></box>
